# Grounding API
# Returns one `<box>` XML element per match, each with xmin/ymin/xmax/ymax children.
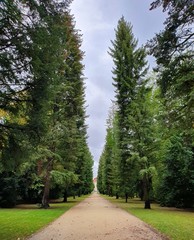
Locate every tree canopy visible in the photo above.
<box><xmin>98</xmin><ymin>1</ymin><xmax>194</xmax><ymax>209</ymax></box>
<box><xmin>0</xmin><ymin>0</ymin><xmax>93</xmax><ymax>208</ymax></box>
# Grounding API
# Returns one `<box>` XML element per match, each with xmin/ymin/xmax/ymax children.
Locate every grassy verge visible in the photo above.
<box><xmin>0</xmin><ymin>195</ymin><xmax>89</xmax><ymax>240</ymax></box>
<box><xmin>103</xmin><ymin>195</ymin><xmax>194</xmax><ymax>240</ymax></box>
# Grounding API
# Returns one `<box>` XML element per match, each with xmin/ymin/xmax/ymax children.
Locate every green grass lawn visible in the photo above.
<box><xmin>0</xmin><ymin>195</ymin><xmax>89</xmax><ymax>240</ymax></box>
<box><xmin>103</xmin><ymin>195</ymin><xmax>194</xmax><ymax>240</ymax></box>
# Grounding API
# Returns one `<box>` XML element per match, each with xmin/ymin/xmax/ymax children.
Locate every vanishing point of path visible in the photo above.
<box><xmin>27</xmin><ymin>193</ymin><xmax>167</xmax><ymax>240</ymax></box>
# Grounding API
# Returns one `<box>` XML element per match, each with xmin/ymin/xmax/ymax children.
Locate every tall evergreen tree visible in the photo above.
<box><xmin>148</xmin><ymin>0</ymin><xmax>194</xmax><ymax>207</ymax></box>
<box><xmin>0</xmin><ymin>0</ymin><xmax>93</xmax><ymax>207</ymax></box>
<box><xmin>97</xmin><ymin>104</ymin><xmax>120</xmax><ymax>198</ymax></box>
<box><xmin>59</xmin><ymin>12</ymin><xmax>93</xmax><ymax>198</ymax></box>
<box><xmin>109</xmin><ymin>17</ymin><xmax>148</xmax><ymax>202</ymax></box>
<box><xmin>148</xmin><ymin>0</ymin><xmax>194</xmax><ymax>134</ymax></box>
<box><xmin>97</xmin><ymin>152</ymin><xmax>106</xmax><ymax>194</ymax></box>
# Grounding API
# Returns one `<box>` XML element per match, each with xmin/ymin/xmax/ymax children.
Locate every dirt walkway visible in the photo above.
<box><xmin>27</xmin><ymin>192</ymin><xmax>167</xmax><ymax>240</ymax></box>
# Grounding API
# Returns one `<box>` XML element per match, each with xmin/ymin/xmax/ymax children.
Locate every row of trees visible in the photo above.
<box><xmin>97</xmin><ymin>0</ymin><xmax>194</xmax><ymax>209</ymax></box>
<box><xmin>0</xmin><ymin>0</ymin><xmax>93</xmax><ymax>208</ymax></box>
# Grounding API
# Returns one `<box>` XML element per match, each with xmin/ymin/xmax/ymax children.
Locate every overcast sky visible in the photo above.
<box><xmin>71</xmin><ymin>0</ymin><xmax>166</xmax><ymax>177</ymax></box>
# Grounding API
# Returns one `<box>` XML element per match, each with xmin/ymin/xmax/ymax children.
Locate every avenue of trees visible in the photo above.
<box><xmin>97</xmin><ymin>0</ymin><xmax>194</xmax><ymax>209</ymax></box>
<box><xmin>0</xmin><ymin>0</ymin><xmax>93</xmax><ymax>208</ymax></box>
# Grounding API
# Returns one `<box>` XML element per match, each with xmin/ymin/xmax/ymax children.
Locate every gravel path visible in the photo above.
<box><xmin>27</xmin><ymin>192</ymin><xmax>168</xmax><ymax>240</ymax></box>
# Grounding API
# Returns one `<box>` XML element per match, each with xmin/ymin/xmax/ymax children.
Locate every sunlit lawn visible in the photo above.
<box><xmin>103</xmin><ymin>195</ymin><xmax>194</xmax><ymax>240</ymax></box>
<box><xmin>0</xmin><ymin>195</ymin><xmax>89</xmax><ymax>240</ymax></box>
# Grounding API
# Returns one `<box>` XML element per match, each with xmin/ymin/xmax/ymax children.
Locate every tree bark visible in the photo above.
<box><xmin>143</xmin><ymin>175</ymin><xmax>151</xmax><ymax>209</ymax></box>
<box><xmin>37</xmin><ymin>159</ymin><xmax>43</xmax><ymax>176</ymax></box>
<box><xmin>41</xmin><ymin>159</ymin><xmax>52</xmax><ymax>209</ymax></box>
<box><xmin>144</xmin><ymin>199</ymin><xmax>151</xmax><ymax>209</ymax></box>
<box><xmin>125</xmin><ymin>193</ymin><xmax>128</xmax><ymax>203</ymax></box>
<box><xmin>63</xmin><ymin>190</ymin><xmax>68</xmax><ymax>202</ymax></box>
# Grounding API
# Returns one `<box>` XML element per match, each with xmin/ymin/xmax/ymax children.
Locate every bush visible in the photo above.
<box><xmin>156</xmin><ymin>135</ymin><xmax>194</xmax><ymax>208</ymax></box>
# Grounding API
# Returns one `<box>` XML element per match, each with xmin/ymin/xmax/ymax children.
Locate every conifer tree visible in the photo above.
<box><xmin>148</xmin><ymin>0</ymin><xmax>194</xmax><ymax>132</ymax></box>
<box><xmin>148</xmin><ymin>0</ymin><xmax>194</xmax><ymax>208</ymax></box>
<box><xmin>97</xmin><ymin>104</ymin><xmax>120</xmax><ymax>197</ymax></box>
<box><xmin>109</xmin><ymin>17</ymin><xmax>147</xmax><ymax>202</ymax></box>
<box><xmin>0</xmin><ymin>0</ymin><xmax>93</xmax><ymax>207</ymax></box>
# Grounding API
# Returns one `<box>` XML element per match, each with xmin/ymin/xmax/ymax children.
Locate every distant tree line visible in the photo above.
<box><xmin>0</xmin><ymin>0</ymin><xmax>93</xmax><ymax>208</ymax></box>
<box><xmin>97</xmin><ymin>0</ymin><xmax>194</xmax><ymax>209</ymax></box>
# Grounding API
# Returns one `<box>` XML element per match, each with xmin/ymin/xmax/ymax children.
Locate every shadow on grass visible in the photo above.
<box><xmin>105</xmin><ymin>196</ymin><xmax>194</xmax><ymax>213</ymax></box>
<box><xmin>15</xmin><ymin>200</ymin><xmax>78</xmax><ymax>210</ymax></box>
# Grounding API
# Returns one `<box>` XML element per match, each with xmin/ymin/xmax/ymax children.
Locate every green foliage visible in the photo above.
<box><xmin>107</xmin><ymin>17</ymin><xmax>148</xmax><ymax>201</ymax></box>
<box><xmin>156</xmin><ymin>135</ymin><xmax>194</xmax><ymax>207</ymax></box>
<box><xmin>0</xmin><ymin>0</ymin><xmax>93</xmax><ymax>207</ymax></box>
<box><xmin>51</xmin><ymin>170</ymin><xmax>78</xmax><ymax>189</ymax></box>
<box><xmin>99</xmin><ymin>4</ymin><xmax>193</xmax><ymax>210</ymax></box>
<box><xmin>17</xmin><ymin>162</ymin><xmax>44</xmax><ymax>203</ymax></box>
<box><xmin>148</xmin><ymin>0</ymin><xmax>194</xmax><ymax>133</ymax></box>
<box><xmin>101</xmin><ymin>17</ymin><xmax>158</xmax><ymax>207</ymax></box>
<box><xmin>97</xmin><ymin>104</ymin><xmax>120</xmax><ymax>196</ymax></box>
<box><xmin>148</xmin><ymin>0</ymin><xmax>194</xmax><ymax>208</ymax></box>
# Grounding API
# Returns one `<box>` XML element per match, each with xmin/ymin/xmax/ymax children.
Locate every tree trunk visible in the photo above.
<box><xmin>78</xmin><ymin>189</ymin><xmax>81</xmax><ymax>197</ymax></box>
<box><xmin>143</xmin><ymin>175</ymin><xmax>151</xmax><ymax>209</ymax></box>
<box><xmin>41</xmin><ymin>159</ymin><xmax>52</xmax><ymax>208</ymax></box>
<box><xmin>144</xmin><ymin>199</ymin><xmax>151</xmax><ymax>209</ymax></box>
<box><xmin>125</xmin><ymin>193</ymin><xmax>128</xmax><ymax>203</ymax></box>
<box><xmin>63</xmin><ymin>190</ymin><xmax>67</xmax><ymax>202</ymax></box>
<box><xmin>116</xmin><ymin>193</ymin><xmax>119</xmax><ymax>199</ymax></box>
<box><xmin>37</xmin><ymin>159</ymin><xmax>43</xmax><ymax>176</ymax></box>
